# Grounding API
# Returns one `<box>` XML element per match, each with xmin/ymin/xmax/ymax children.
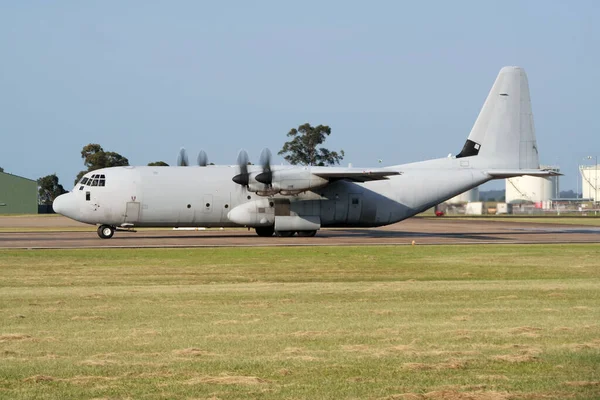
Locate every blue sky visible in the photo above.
<box><xmin>1</xmin><ymin>1</ymin><xmax>598</xmax><ymax>190</ymax></box>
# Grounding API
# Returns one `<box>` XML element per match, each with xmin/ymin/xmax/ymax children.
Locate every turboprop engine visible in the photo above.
<box><xmin>232</xmin><ymin>149</ymin><xmax>279</xmax><ymax>196</ymax></box>
<box><xmin>231</xmin><ymin>148</ymin><xmax>329</xmax><ymax>196</ymax></box>
<box><xmin>255</xmin><ymin>168</ymin><xmax>328</xmax><ymax>195</ymax></box>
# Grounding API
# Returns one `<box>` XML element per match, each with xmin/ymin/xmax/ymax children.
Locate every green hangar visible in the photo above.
<box><xmin>0</xmin><ymin>171</ymin><xmax>38</xmax><ymax>214</ymax></box>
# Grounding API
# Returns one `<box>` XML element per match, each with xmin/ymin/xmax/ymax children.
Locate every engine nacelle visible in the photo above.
<box><xmin>247</xmin><ymin>182</ymin><xmax>279</xmax><ymax>196</ymax></box>
<box><xmin>227</xmin><ymin>199</ymin><xmax>275</xmax><ymax>226</ymax></box>
<box><xmin>270</xmin><ymin>169</ymin><xmax>328</xmax><ymax>195</ymax></box>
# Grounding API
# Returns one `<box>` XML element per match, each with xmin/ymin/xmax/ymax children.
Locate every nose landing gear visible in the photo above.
<box><xmin>97</xmin><ymin>225</ymin><xmax>115</xmax><ymax>239</ymax></box>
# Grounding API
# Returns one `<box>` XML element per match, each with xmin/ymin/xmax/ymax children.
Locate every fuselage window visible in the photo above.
<box><xmin>79</xmin><ymin>186</ymin><xmax>84</xmax><ymax>190</ymax></box>
<box><xmin>86</xmin><ymin>192</ymin><xmax>91</xmax><ymax>201</ymax></box>
<box><xmin>91</xmin><ymin>179</ymin><xmax>98</xmax><ymax>186</ymax></box>
<box><xmin>98</xmin><ymin>179</ymin><xmax>105</xmax><ymax>186</ymax></box>
<box><xmin>81</xmin><ymin>178</ymin><xmax>89</xmax><ymax>185</ymax></box>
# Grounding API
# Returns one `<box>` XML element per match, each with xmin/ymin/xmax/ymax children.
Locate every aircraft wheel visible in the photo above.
<box><xmin>97</xmin><ymin>225</ymin><xmax>115</xmax><ymax>239</ymax></box>
<box><xmin>275</xmin><ymin>230</ymin><xmax>296</xmax><ymax>237</ymax></box>
<box><xmin>255</xmin><ymin>226</ymin><xmax>274</xmax><ymax>237</ymax></box>
<box><xmin>297</xmin><ymin>230</ymin><xmax>317</xmax><ymax>237</ymax></box>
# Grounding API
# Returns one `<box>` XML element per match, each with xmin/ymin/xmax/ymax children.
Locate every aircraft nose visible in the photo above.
<box><xmin>53</xmin><ymin>193</ymin><xmax>77</xmax><ymax>218</ymax></box>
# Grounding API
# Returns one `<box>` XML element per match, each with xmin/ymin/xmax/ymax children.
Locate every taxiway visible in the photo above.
<box><xmin>1</xmin><ymin>215</ymin><xmax>599</xmax><ymax>249</ymax></box>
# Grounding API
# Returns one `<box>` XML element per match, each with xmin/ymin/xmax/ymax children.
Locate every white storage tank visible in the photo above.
<box><xmin>580</xmin><ymin>164</ymin><xmax>599</xmax><ymax>202</ymax></box>
<box><xmin>446</xmin><ymin>187</ymin><xmax>479</xmax><ymax>205</ymax></box>
<box><xmin>505</xmin><ymin>165</ymin><xmax>559</xmax><ymax>206</ymax></box>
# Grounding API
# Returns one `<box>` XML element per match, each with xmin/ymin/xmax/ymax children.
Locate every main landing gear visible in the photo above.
<box><xmin>254</xmin><ymin>227</ymin><xmax>317</xmax><ymax>237</ymax></box>
<box><xmin>97</xmin><ymin>225</ymin><xmax>115</xmax><ymax>239</ymax></box>
<box><xmin>297</xmin><ymin>230</ymin><xmax>317</xmax><ymax>237</ymax></box>
<box><xmin>255</xmin><ymin>226</ymin><xmax>275</xmax><ymax>237</ymax></box>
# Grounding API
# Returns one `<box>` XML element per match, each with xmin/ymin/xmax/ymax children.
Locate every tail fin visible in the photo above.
<box><xmin>456</xmin><ymin>66</ymin><xmax>539</xmax><ymax>170</ymax></box>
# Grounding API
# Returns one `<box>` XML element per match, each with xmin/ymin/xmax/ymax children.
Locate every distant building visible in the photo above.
<box><xmin>580</xmin><ymin>164</ymin><xmax>600</xmax><ymax>202</ymax></box>
<box><xmin>0</xmin><ymin>171</ymin><xmax>38</xmax><ymax>214</ymax></box>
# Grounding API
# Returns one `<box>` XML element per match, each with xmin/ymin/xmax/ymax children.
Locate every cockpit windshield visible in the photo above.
<box><xmin>79</xmin><ymin>174</ymin><xmax>106</xmax><ymax>187</ymax></box>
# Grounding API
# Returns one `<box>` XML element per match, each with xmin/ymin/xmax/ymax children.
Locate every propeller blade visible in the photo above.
<box><xmin>237</xmin><ymin>149</ymin><xmax>249</xmax><ymax>175</ymax></box>
<box><xmin>259</xmin><ymin>148</ymin><xmax>272</xmax><ymax>169</ymax></box>
<box><xmin>232</xmin><ymin>149</ymin><xmax>250</xmax><ymax>186</ymax></box>
<box><xmin>177</xmin><ymin>147</ymin><xmax>189</xmax><ymax>167</ymax></box>
<box><xmin>256</xmin><ymin>148</ymin><xmax>273</xmax><ymax>185</ymax></box>
<box><xmin>197</xmin><ymin>150</ymin><xmax>208</xmax><ymax>167</ymax></box>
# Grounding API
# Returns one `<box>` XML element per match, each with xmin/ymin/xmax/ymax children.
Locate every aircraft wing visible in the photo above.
<box><xmin>254</xmin><ymin>166</ymin><xmax>401</xmax><ymax>194</ymax></box>
<box><xmin>310</xmin><ymin>167</ymin><xmax>401</xmax><ymax>182</ymax></box>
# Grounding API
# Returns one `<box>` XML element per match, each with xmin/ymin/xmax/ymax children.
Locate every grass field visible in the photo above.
<box><xmin>1</xmin><ymin>245</ymin><xmax>599</xmax><ymax>399</ymax></box>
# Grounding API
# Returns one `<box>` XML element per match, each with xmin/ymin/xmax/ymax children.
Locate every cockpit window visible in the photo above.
<box><xmin>84</xmin><ymin>174</ymin><xmax>106</xmax><ymax>187</ymax></box>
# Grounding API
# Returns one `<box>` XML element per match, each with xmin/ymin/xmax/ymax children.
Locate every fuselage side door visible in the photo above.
<box><xmin>347</xmin><ymin>193</ymin><xmax>363</xmax><ymax>223</ymax></box>
<box><xmin>220</xmin><ymin>193</ymin><xmax>231</xmax><ymax>222</ymax></box>
<box><xmin>334</xmin><ymin>194</ymin><xmax>347</xmax><ymax>224</ymax></box>
<box><xmin>124</xmin><ymin>202</ymin><xmax>141</xmax><ymax>224</ymax></box>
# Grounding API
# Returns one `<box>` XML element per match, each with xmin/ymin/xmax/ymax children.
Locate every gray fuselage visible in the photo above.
<box><xmin>60</xmin><ymin>157</ymin><xmax>491</xmax><ymax>228</ymax></box>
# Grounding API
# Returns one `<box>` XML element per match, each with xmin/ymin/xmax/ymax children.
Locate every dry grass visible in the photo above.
<box><xmin>184</xmin><ymin>375</ymin><xmax>269</xmax><ymax>385</ymax></box>
<box><xmin>0</xmin><ymin>334</ymin><xmax>32</xmax><ymax>342</ymax></box>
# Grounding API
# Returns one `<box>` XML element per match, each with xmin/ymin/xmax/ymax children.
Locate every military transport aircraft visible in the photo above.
<box><xmin>53</xmin><ymin>66</ymin><xmax>557</xmax><ymax>239</ymax></box>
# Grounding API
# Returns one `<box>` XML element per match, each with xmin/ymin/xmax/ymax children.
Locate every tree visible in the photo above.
<box><xmin>148</xmin><ymin>161</ymin><xmax>169</xmax><ymax>166</ymax></box>
<box><xmin>0</xmin><ymin>166</ymin><xmax>3</xmax><ymax>172</ymax></box>
<box><xmin>38</xmin><ymin>174</ymin><xmax>67</xmax><ymax>205</ymax></box>
<box><xmin>278</xmin><ymin>123</ymin><xmax>344</xmax><ymax>166</ymax></box>
<box><xmin>75</xmin><ymin>144</ymin><xmax>129</xmax><ymax>184</ymax></box>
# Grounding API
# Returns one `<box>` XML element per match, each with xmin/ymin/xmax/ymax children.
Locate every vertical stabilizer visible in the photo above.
<box><xmin>456</xmin><ymin>67</ymin><xmax>539</xmax><ymax>169</ymax></box>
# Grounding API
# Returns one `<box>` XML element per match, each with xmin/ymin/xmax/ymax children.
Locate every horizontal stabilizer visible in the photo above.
<box><xmin>486</xmin><ymin>169</ymin><xmax>562</xmax><ymax>179</ymax></box>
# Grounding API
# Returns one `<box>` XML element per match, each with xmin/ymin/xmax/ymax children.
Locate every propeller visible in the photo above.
<box><xmin>255</xmin><ymin>148</ymin><xmax>273</xmax><ymax>186</ymax></box>
<box><xmin>232</xmin><ymin>149</ymin><xmax>250</xmax><ymax>186</ymax></box>
<box><xmin>177</xmin><ymin>147</ymin><xmax>189</xmax><ymax>166</ymax></box>
<box><xmin>197</xmin><ymin>150</ymin><xmax>208</xmax><ymax>167</ymax></box>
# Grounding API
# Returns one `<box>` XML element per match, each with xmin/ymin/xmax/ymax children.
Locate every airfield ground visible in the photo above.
<box><xmin>0</xmin><ymin>216</ymin><xmax>599</xmax><ymax>399</ymax></box>
<box><xmin>1</xmin><ymin>214</ymin><xmax>600</xmax><ymax>248</ymax></box>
